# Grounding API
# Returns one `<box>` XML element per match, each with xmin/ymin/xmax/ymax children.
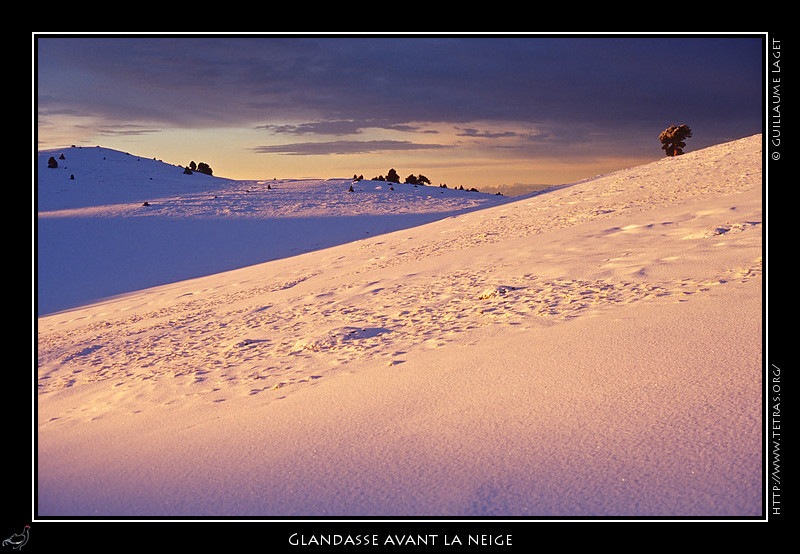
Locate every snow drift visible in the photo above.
<box><xmin>36</xmin><ymin>136</ymin><xmax>763</xmax><ymax>517</ymax></box>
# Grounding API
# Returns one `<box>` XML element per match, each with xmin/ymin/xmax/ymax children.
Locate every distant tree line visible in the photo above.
<box><xmin>183</xmin><ymin>160</ymin><xmax>213</xmax><ymax>175</ymax></box>
<box><xmin>358</xmin><ymin>168</ymin><xmax>432</xmax><ymax>186</ymax></box>
<box><xmin>351</xmin><ymin>168</ymin><xmax>492</xmax><ymax>194</ymax></box>
<box><xmin>355</xmin><ymin>168</ymin><xmax>462</xmax><ymax>187</ymax></box>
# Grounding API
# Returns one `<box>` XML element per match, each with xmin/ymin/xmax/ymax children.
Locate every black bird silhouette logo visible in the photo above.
<box><xmin>2</xmin><ymin>526</ymin><xmax>29</xmax><ymax>550</ymax></box>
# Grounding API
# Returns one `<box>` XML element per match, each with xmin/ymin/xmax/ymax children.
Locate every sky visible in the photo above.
<box><xmin>35</xmin><ymin>33</ymin><xmax>765</xmax><ymax>191</ymax></box>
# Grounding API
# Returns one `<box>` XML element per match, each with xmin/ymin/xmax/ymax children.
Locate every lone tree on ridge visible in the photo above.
<box><xmin>659</xmin><ymin>124</ymin><xmax>692</xmax><ymax>156</ymax></box>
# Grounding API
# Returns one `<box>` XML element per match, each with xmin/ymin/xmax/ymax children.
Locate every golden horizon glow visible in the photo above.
<box><xmin>36</xmin><ymin>118</ymin><xmax>660</xmax><ymax>189</ymax></box>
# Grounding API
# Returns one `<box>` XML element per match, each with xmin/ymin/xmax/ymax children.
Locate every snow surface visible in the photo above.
<box><xmin>36</xmin><ymin>147</ymin><xmax>511</xmax><ymax>316</ymax></box>
<box><xmin>36</xmin><ymin>136</ymin><xmax>763</xmax><ymax>517</ymax></box>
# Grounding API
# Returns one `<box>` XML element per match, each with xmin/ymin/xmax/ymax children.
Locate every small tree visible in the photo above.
<box><xmin>659</xmin><ymin>124</ymin><xmax>692</xmax><ymax>156</ymax></box>
<box><xmin>47</xmin><ymin>156</ymin><xmax>58</xmax><ymax>168</ymax></box>
<box><xmin>386</xmin><ymin>168</ymin><xmax>401</xmax><ymax>184</ymax></box>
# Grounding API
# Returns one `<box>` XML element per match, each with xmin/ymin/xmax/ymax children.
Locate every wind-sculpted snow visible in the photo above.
<box><xmin>38</xmin><ymin>253</ymin><xmax>761</xmax><ymax>401</ymax></box>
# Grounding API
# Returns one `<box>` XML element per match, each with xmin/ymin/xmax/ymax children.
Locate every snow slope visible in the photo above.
<box><xmin>37</xmin><ymin>146</ymin><xmax>511</xmax><ymax>316</ymax></box>
<box><xmin>36</xmin><ymin>136</ymin><xmax>763</xmax><ymax>517</ymax></box>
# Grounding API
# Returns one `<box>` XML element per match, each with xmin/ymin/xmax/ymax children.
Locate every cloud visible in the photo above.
<box><xmin>256</xmin><ymin>120</ymin><xmax>431</xmax><ymax>136</ymax></box>
<box><xmin>96</xmin><ymin>125</ymin><xmax>162</xmax><ymax>137</ymax></box>
<box><xmin>251</xmin><ymin>140</ymin><xmax>447</xmax><ymax>156</ymax></box>
<box><xmin>456</xmin><ymin>128</ymin><xmax>520</xmax><ymax>139</ymax></box>
<box><xmin>36</xmin><ymin>35</ymin><xmax>764</xmax><ymax>157</ymax></box>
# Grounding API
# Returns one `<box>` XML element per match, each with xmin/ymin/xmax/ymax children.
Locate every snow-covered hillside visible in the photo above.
<box><xmin>37</xmin><ymin>146</ymin><xmax>512</xmax><ymax>315</ymax></box>
<box><xmin>36</xmin><ymin>136</ymin><xmax>763</xmax><ymax>518</ymax></box>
